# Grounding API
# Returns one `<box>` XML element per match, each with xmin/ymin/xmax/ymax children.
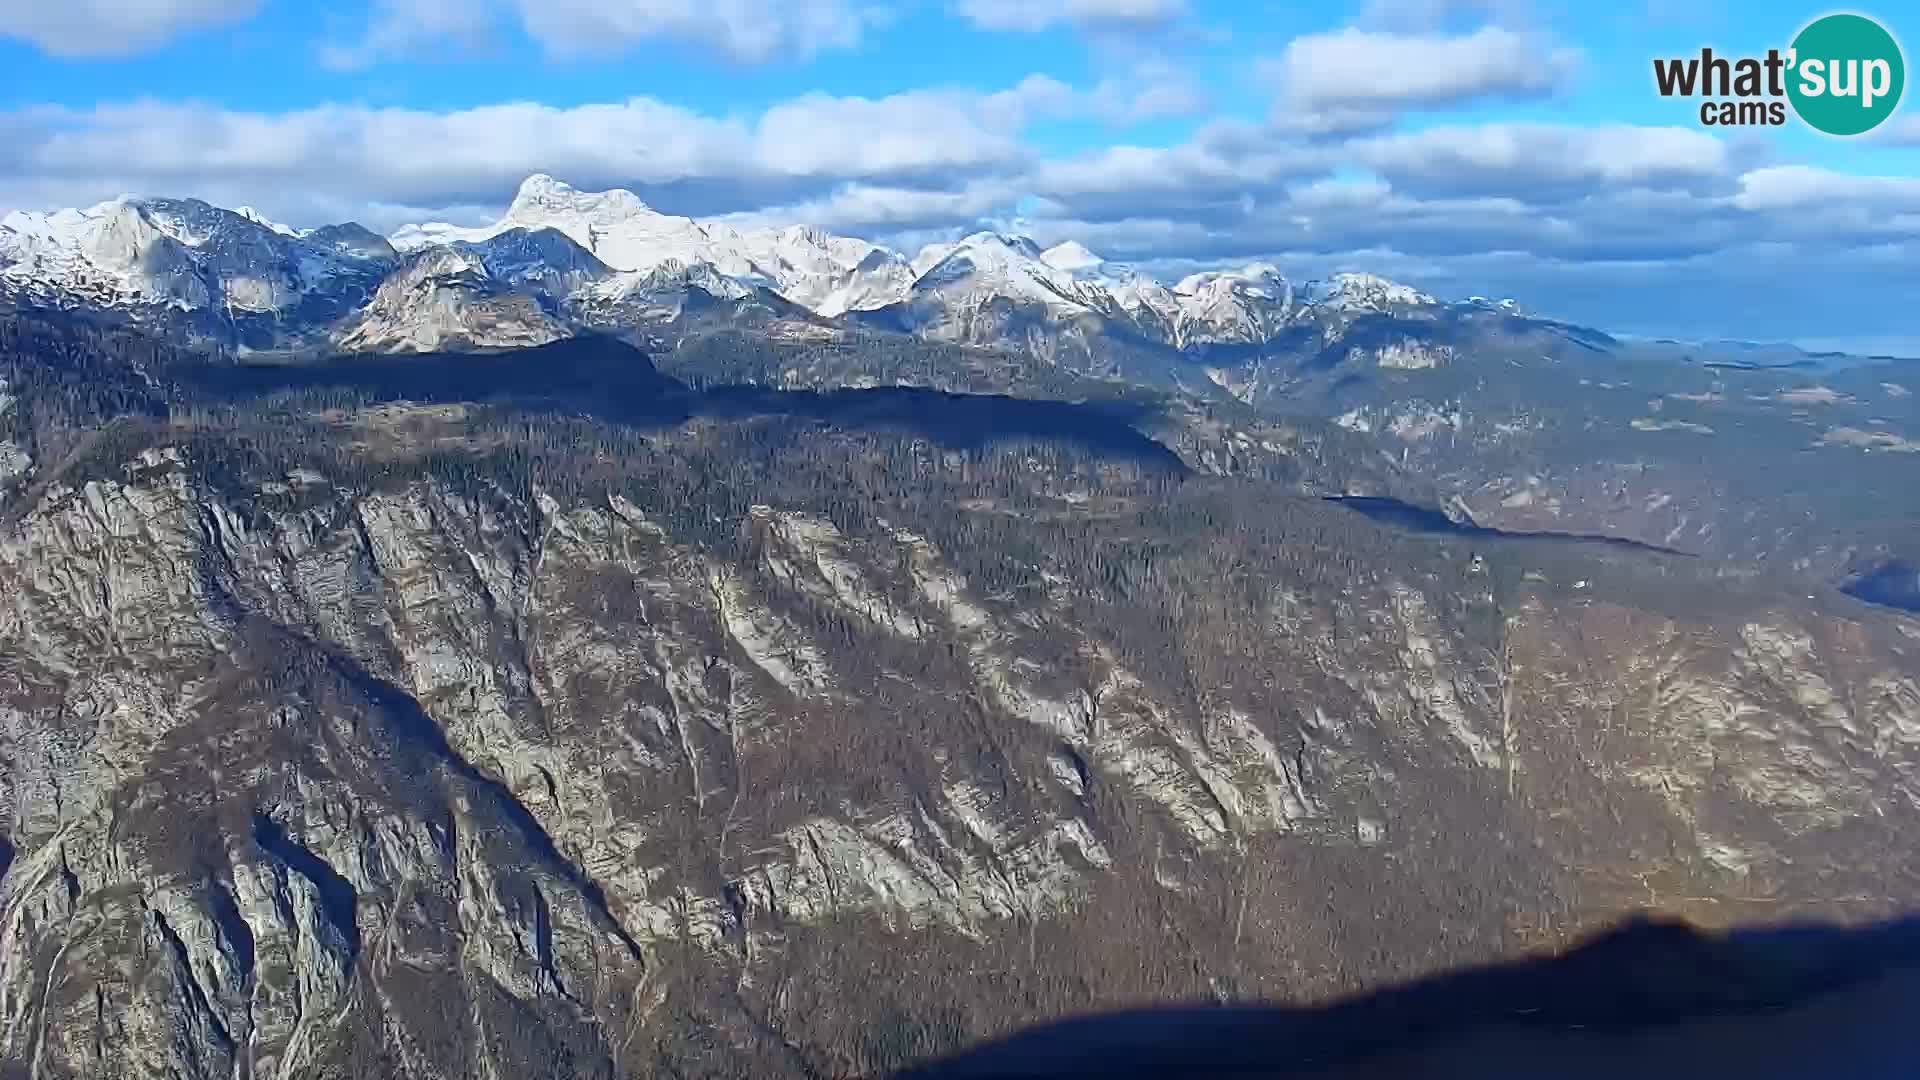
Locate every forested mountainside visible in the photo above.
<box><xmin>651</xmin><ymin>323</ymin><xmax>1920</xmax><ymax>591</ymax></box>
<box><xmin>1</xmin><ymin>316</ymin><xmax>1916</xmax><ymax>1077</ymax></box>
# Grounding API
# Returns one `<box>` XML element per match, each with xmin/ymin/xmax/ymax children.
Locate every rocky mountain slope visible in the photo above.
<box><xmin>335</xmin><ymin>245</ymin><xmax>575</xmax><ymax>354</ymax></box>
<box><xmin>1</xmin><ymin>324</ymin><xmax>1917</xmax><ymax>1077</ymax></box>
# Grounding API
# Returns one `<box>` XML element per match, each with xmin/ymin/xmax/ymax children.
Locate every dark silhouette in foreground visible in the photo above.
<box><xmin>898</xmin><ymin>914</ymin><xmax>1920</xmax><ymax>1078</ymax></box>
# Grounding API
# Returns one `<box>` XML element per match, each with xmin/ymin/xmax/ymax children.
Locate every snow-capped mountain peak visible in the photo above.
<box><xmin>1159</xmin><ymin>264</ymin><xmax>1297</xmax><ymax>346</ymax></box>
<box><xmin>914</xmin><ymin>231</ymin><xmax>1074</xmax><ymax>301</ymax></box>
<box><xmin>396</xmin><ymin>174</ymin><xmax>779</xmax><ymax>287</ymax></box>
<box><xmin>956</xmin><ymin>231</ymin><xmax>1046</xmax><ymax>260</ymax></box>
<box><xmin>909</xmin><ymin>241</ymin><xmax>958</xmax><ymax>278</ymax></box>
<box><xmin>1040</xmin><ymin>240</ymin><xmax>1104</xmax><ymax>274</ymax></box>
<box><xmin>729</xmin><ymin>224</ymin><xmax>908</xmax><ymax>317</ymax></box>
<box><xmin>1</xmin><ymin>173</ymin><xmax>1485</xmax><ymax>364</ymax></box>
<box><xmin>505</xmin><ymin>173</ymin><xmax>653</xmax><ymax>224</ymax></box>
<box><xmin>1317</xmin><ymin>271</ymin><xmax>1435</xmax><ymax>311</ymax></box>
<box><xmin>1175</xmin><ymin>263</ymin><xmax>1288</xmax><ymax>300</ymax></box>
<box><xmin>380</xmin><ymin>177</ymin><xmax>928</xmax><ymax>319</ymax></box>
<box><xmin>755</xmin><ymin>223</ymin><xmax>877</xmax><ymax>268</ymax></box>
<box><xmin>234</xmin><ymin>206</ymin><xmax>300</xmax><ymax>238</ymax></box>
<box><xmin>2</xmin><ymin>194</ymin><xmax>392</xmax><ymax>319</ymax></box>
<box><xmin>1467</xmin><ymin>294</ymin><xmax>1524</xmax><ymax>314</ymax></box>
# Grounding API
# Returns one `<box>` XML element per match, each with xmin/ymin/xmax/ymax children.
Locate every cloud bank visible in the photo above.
<box><xmin>0</xmin><ymin>0</ymin><xmax>260</xmax><ymax>57</ymax></box>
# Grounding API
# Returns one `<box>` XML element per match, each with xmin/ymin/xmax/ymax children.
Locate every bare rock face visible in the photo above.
<box><xmin>0</xmin><ymin>450</ymin><xmax>643</xmax><ymax>1079</ymax></box>
<box><xmin>335</xmin><ymin>248</ymin><xmax>570</xmax><ymax>354</ymax></box>
<box><xmin>1</xmin><ymin>416</ymin><xmax>1916</xmax><ymax>1077</ymax></box>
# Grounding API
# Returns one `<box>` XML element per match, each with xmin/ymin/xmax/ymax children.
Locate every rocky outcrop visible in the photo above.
<box><xmin>1</xmin><ymin>418</ymin><xmax>1916</xmax><ymax>1076</ymax></box>
<box><xmin>335</xmin><ymin>248</ymin><xmax>571</xmax><ymax>354</ymax></box>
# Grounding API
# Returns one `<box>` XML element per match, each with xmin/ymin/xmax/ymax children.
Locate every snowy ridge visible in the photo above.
<box><xmin>1</xmin><ymin>173</ymin><xmax>1471</xmax><ymax>356</ymax></box>
<box><xmin>385</xmin><ymin>177</ymin><xmax>1451</xmax><ymax>342</ymax></box>
<box><xmin>1</xmin><ymin>195</ymin><xmax>392</xmax><ymax>320</ymax></box>
<box><xmin>1312</xmin><ymin>272</ymin><xmax>1437</xmax><ymax>313</ymax></box>
<box><xmin>1040</xmin><ymin>241</ymin><xmax>1103</xmax><ymax>274</ymax></box>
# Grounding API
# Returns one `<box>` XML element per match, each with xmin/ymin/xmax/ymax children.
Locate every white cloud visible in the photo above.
<box><xmin>0</xmin><ymin>0</ymin><xmax>259</xmax><ymax>56</ymax></box>
<box><xmin>1087</xmin><ymin>60</ymin><xmax>1208</xmax><ymax>123</ymax></box>
<box><xmin>750</xmin><ymin>78</ymin><xmax>1071</xmax><ymax>177</ymax></box>
<box><xmin>1285</xmin><ymin>175</ymin><xmax>1394</xmax><ymax>210</ymax></box>
<box><xmin>1354</xmin><ymin>123</ymin><xmax>1730</xmax><ymax>196</ymax></box>
<box><xmin>1879</xmin><ymin>114</ymin><xmax>1920</xmax><ymax>145</ymax></box>
<box><xmin>0</xmin><ymin>82</ymin><xmax>1069</xmax><ymax>230</ymax></box>
<box><xmin>717</xmin><ymin>178</ymin><xmax>1026</xmax><ymax>233</ymax></box>
<box><xmin>1733</xmin><ymin>165</ymin><xmax>1920</xmax><ymax>212</ymax></box>
<box><xmin>998</xmin><ymin>117</ymin><xmax>1765</xmax><ymax>270</ymax></box>
<box><xmin>514</xmin><ymin>0</ymin><xmax>877</xmax><ymax>61</ymax></box>
<box><xmin>1027</xmin><ymin>121</ymin><xmax>1331</xmax><ymax>218</ymax></box>
<box><xmin>1268</xmin><ymin>25</ymin><xmax>1577</xmax><ymax>114</ymax></box>
<box><xmin>953</xmin><ymin>0</ymin><xmax>1184</xmax><ymax>33</ymax></box>
<box><xmin>1357</xmin><ymin>0</ymin><xmax>1537</xmax><ymax>31</ymax></box>
<box><xmin>328</xmin><ymin>0</ymin><xmax>881</xmax><ymax>67</ymax></box>
<box><xmin>319</xmin><ymin>0</ymin><xmax>498</xmax><ymax>70</ymax></box>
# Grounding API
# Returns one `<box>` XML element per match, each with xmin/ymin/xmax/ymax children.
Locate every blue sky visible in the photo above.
<box><xmin>4</xmin><ymin>0</ymin><xmax>1919</xmax><ymax>349</ymax></box>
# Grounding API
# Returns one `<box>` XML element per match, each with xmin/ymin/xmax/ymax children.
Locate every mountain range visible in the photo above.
<box><xmin>1</xmin><ymin>174</ymin><xmax>1559</xmax><ymax>372</ymax></box>
<box><xmin>4</xmin><ymin>171</ymin><xmax>1920</xmax><ymax>1078</ymax></box>
<box><xmin>5</xmin><ymin>172</ymin><xmax>1916</xmax><ymax>575</ymax></box>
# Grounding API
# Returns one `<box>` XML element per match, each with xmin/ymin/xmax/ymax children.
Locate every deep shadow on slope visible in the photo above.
<box><xmin>182</xmin><ymin>335</ymin><xmax>1188</xmax><ymax>472</ymax></box>
<box><xmin>251</xmin><ymin>812</ymin><xmax>361</xmax><ymax>956</ymax></box>
<box><xmin>1842</xmin><ymin>560</ymin><xmax>1920</xmax><ymax>615</ymax></box>
<box><xmin>1328</xmin><ymin>498</ymin><xmax>1920</xmax><ymax>615</ymax></box>
<box><xmin>1325</xmin><ymin>495</ymin><xmax>1691</xmax><ymax>556</ymax></box>
<box><xmin>898</xmin><ymin>914</ymin><xmax>1920</xmax><ymax>1079</ymax></box>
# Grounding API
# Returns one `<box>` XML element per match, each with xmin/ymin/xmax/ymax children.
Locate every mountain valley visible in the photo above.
<box><xmin>0</xmin><ymin>177</ymin><xmax>1917</xmax><ymax>1078</ymax></box>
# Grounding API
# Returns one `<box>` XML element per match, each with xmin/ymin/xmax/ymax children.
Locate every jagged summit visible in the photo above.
<box><xmin>1317</xmin><ymin>271</ymin><xmax>1435</xmax><ymax>310</ymax></box>
<box><xmin>506</xmin><ymin>172</ymin><xmax>654</xmax><ymax>222</ymax></box>
<box><xmin>1175</xmin><ymin>263</ymin><xmax>1288</xmax><ymax>297</ymax></box>
<box><xmin>0</xmin><ymin>192</ymin><xmax>392</xmax><ymax>322</ymax></box>
<box><xmin>955</xmin><ymin>230</ymin><xmax>1045</xmax><ymax>255</ymax></box>
<box><xmin>1</xmin><ymin>173</ymin><xmax>1528</xmax><ymax>360</ymax></box>
<box><xmin>233</xmin><ymin>205</ymin><xmax>300</xmax><ymax>237</ymax></box>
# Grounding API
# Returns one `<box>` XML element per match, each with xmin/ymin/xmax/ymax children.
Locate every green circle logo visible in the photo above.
<box><xmin>1787</xmin><ymin>13</ymin><xmax>1905</xmax><ymax>136</ymax></box>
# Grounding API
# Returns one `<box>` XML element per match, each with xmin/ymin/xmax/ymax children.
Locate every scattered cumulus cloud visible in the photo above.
<box><xmin>952</xmin><ymin>0</ymin><xmax>1185</xmax><ymax>34</ymax></box>
<box><xmin>513</xmin><ymin>0</ymin><xmax>879</xmax><ymax>62</ymax></box>
<box><xmin>1087</xmin><ymin>60</ymin><xmax>1209</xmax><ymax>123</ymax></box>
<box><xmin>1733</xmin><ymin>166</ymin><xmax>1920</xmax><ymax>212</ymax></box>
<box><xmin>716</xmin><ymin>178</ymin><xmax>1028</xmax><ymax>234</ymax></box>
<box><xmin>1353</xmin><ymin>123</ymin><xmax>1730</xmax><ymax>198</ymax></box>
<box><xmin>1357</xmin><ymin>0</ymin><xmax>1539</xmax><ymax>31</ymax></box>
<box><xmin>327</xmin><ymin>0</ymin><xmax>883</xmax><ymax>67</ymax></box>
<box><xmin>318</xmin><ymin>0</ymin><xmax>499</xmax><ymax>70</ymax></box>
<box><xmin>1266</xmin><ymin>26</ymin><xmax>1577</xmax><ymax>117</ymax></box>
<box><xmin>750</xmin><ymin>78</ymin><xmax>1073</xmax><ymax>177</ymax></box>
<box><xmin>0</xmin><ymin>0</ymin><xmax>260</xmax><ymax>57</ymax></box>
<box><xmin>0</xmin><ymin>82</ymin><xmax>1066</xmax><ymax>229</ymax></box>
